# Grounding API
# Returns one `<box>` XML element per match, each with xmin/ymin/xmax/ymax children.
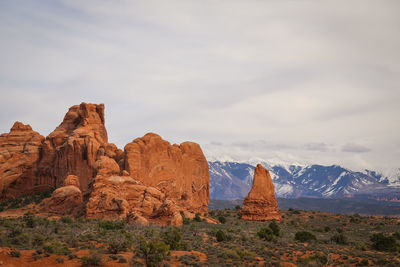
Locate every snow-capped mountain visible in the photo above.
<box><xmin>209</xmin><ymin>160</ymin><xmax>400</xmax><ymax>200</ymax></box>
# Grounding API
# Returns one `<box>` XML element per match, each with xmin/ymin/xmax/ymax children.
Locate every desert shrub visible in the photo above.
<box><xmin>56</xmin><ymin>257</ymin><xmax>64</xmax><ymax>263</ymax></box>
<box><xmin>161</xmin><ymin>228</ymin><xmax>187</xmax><ymax>250</ymax></box>
<box><xmin>135</xmin><ymin>235</ymin><xmax>170</xmax><ymax>267</ymax></box>
<box><xmin>193</xmin><ymin>213</ymin><xmax>201</xmax><ymax>222</ymax></box>
<box><xmin>215</xmin><ymin>230</ymin><xmax>227</xmax><ymax>242</ymax></box>
<box><xmin>23</xmin><ymin>212</ymin><xmax>35</xmax><ymax>228</ymax></box>
<box><xmin>32</xmin><ymin>233</ymin><xmax>45</xmax><ymax>247</ymax></box>
<box><xmin>43</xmin><ymin>242</ymin><xmax>71</xmax><ymax>255</ymax></box>
<box><xmin>10</xmin><ymin>250</ymin><xmax>21</xmax><ymax>258</ymax></box>
<box><xmin>235</xmin><ymin>205</ymin><xmax>241</xmax><ymax>210</ymax></box>
<box><xmin>81</xmin><ymin>251</ymin><xmax>103</xmax><ymax>266</ymax></box>
<box><xmin>180</xmin><ymin>211</ymin><xmax>190</xmax><ymax>225</ymax></box>
<box><xmin>370</xmin><ymin>233</ymin><xmax>399</xmax><ymax>252</ymax></box>
<box><xmin>295</xmin><ymin>231</ymin><xmax>316</xmax><ymax>242</ymax></box>
<box><xmin>179</xmin><ymin>254</ymin><xmax>201</xmax><ymax>266</ymax></box>
<box><xmin>218</xmin><ymin>216</ymin><xmax>226</xmax><ymax>224</ymax></box>
<box><xmin>107</xmin><ymin>233</ymin><xmax>132</xmax><ymax>254</ymax></box>
<box><xmin>257</xmin><ymin>227</ymin><xmax>274</xmax><ymax>241</ymax></box>
<box><xmin>118</xmin><ymin>256</ymin><xmax>127</xmax><ymax>263</ymax></box>
<box><xmin>324</xmin><ymin>226</ymin><xmax>331</xmax><ymax>232</ymax></box>
<box><xmin>392</xmin><ymin>231</ymin><xmax>400</xmax><ymax>240</ymax></box>
<box><xmin>331</xmin><ymin>233</ymin><xmax>348</xmax><ymax>245</ymax></box>
<box><xmin>269</xmin><ymin>221</ymin><xmax>280</xmax><ymax>237</ymax></box>
<box><xmin>298</xmin><ymin>253</ymin><xmax>327</xmax><ymax>265</ymax></box>
<box><xmin>60</xmin><ymin>216</ymin><xmax>73</xmax><ymax>224</ymax></box>
<box><xmin>357</xmin><ymin>259</ymin><xmax>369</xmax><ymax>266</ymax></box>
<box><xmin>98</xmin><ymin>220</ymin><xmax>125</xmax><ymax>230</ymax></box>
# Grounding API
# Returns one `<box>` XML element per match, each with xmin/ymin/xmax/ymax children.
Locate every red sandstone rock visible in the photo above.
<box><xmin>64</xmin><ymin>175</ymin><xmax>80</xmax><ymax>188</ymax></box>
<box><xmin>38</xmin><ymin>103</ymin><xmax>108</xmax><ymax>192</ymax></box>
<box><xmin>0</xmin><ymin>122</ymin><xmax>44</xmax><ymax>198</ymax></box>
<box><xmin>241</xmin><ymin>164</ymin><xmax>281</xmax><ymax>221</ymax></box>
<box><xmin>122</xmin><ymin>133</ymin><xmax>209</xmax><ymax>214</ymax></box>
<box><xmin>1</xmin><ymin>103</ymin><xmax>211</xmax><ymax>226</ymax></box>
<box><xmin>86</xmin><ymin>174</ymin><xmax>186</xmax><ymax>225</ymax></box>
<box><xmin>42</xmin><ymin>185</ymin><xmax>83</xmax><ymax>215</ymax></box>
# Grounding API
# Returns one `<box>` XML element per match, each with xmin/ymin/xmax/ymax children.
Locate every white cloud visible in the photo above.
<box><xmin>0</xmin><ymin>0</ymin><xmax>399</xmax><ymax>171</ymax></box>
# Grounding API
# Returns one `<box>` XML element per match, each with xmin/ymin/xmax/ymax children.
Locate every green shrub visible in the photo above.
<box><xmin>107</xmin><ymin>233</ymin><xmax>132</xmax><ymax>254</ymax></box>
<box><xmin>298</xmin><ymin>253</ymin><xmax>327</xmax><ymax>265</ymax></box>
<box><xmin>81</xmin><ymin>252</ymin><xmax>103</xmax><ymax>266</ymax></box>
<box><xmin>392</xmin><ymin>232</ymin><xmax>400</xmax><ymax>240</ymax></box>
<box><xmin>180</xmin><ymin>211</ymin><xmax>190</xmax><ymax>225</ymax></box>
<box><xmin>135</xmin><ymin>235</ymin><xmax>170</xmax><ymax>267</ymax></box>
<box><xmin>56</xmin><ymin>257</ymin><xmax>64</xmax><ymax>263</ymax></box>
<box><xmin>218</xmin><ymin>216</ymin><xmax>226</xmax><ymax>224</ymax></box>
<box><xmin>161</xmin><ymin>228</ymin><xmax>187</xmax><ymax>250</ymax></box>
<box><xmin>257</xmin><ymin>227</ymin><xmax>274</xmax><ymax>241</ymax></box>
<box><xmin>331</xmin><ymin>233</ymin><xmax>348</xmax><ymax>245</ymax></box>
<box><xmin>118</xmin><ymin>256</ymin><xmax>127</xmax><ymax>263</ymax></box>
<box><xmin>193</xmin><ymin>213</ymin><xmax>201</xmax><ymax>222</ymax></box>
<box><xmin>43</xmin><ymin>242</ymin><xmax>71</xmax><ymax>255</ymax></box>
<box><xmin>269</xmin><ymin>221</ymin><xmax>280</xmax><ymax>237</ymax></box>
<box><xmin>98</xmin><ymin>220</ymin><xmax>125</xmax><ymax>230</ymax></box>
<box><xmin>215</xmin><ymin>230</ymin><xmax>227</xmax><ymax>242</ymax></box>
<box><xmin>60</xmin><ymin>216</ymin><xmax>73</xmax><ymax>224</ymax></box>
<box><xmin>23</xmin><ymin>212</ymin><xmax>35</xmax><ymax>228</ymax></box>
<box><xmin>295</xmin><ymin>231</ymin><xmax>316</xmax><ymax>242</ymax></box>
<box><xmin>235</xmin><ymin>205</ymin><xmax>241</xmax><ymax>210</ymax></box>
<box><xmin>10</xmin><ymin>250</ymin><xmax>21</xmax><ymax>258</ymax></box>
<box><xmin>370</xmin><ymin>233</ymin><xmax>399</xmax><ymax>252</ymax></box>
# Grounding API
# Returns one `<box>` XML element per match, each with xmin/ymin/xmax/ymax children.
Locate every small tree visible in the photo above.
<box><xmin>269</xmin><ymin>221</ymin><xmax>281</xmax><ymax>237</ymax></box>
<box><xmin>370</xmin><ymin>233</ymin><xmax>398</xmax><ymax>252</ymax></box>
<box><xmin>295</xmin><ymin>231</ymin><xmax>316</xmax><ymax>242</ymax></box>
<box><xmin>216</xmin><ymin>230</ymin><xmax>227</xmax><ymax>242</ymax></box>
<box><xmin>193</xmin><ymin>213</ymin><xmax>201</xmax><ymax>222</ymax></box>
<box><xmin>161</xmin><ymin>228</ymin><xmax>187</xmax><ymax>250</ymax></box>
<box><xmin>218</xmin><ymin>216</ymin><xmax>226</xmax><ymax>224</ymax></box>
<box><xmin>257</xmin><ymin>227</ymin><xmax>274</xmax><ymax>241</ymax></box>
<box><xmin>136</xmin><ymin>235</ymin><xmax>170</xmax><ymax>267</ymax></box>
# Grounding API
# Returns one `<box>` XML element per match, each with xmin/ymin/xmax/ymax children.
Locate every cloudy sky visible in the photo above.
<box><xmin>1</xmin><ymin>1</ymin><xmax>399</xmax><ymax>171</ymax></box>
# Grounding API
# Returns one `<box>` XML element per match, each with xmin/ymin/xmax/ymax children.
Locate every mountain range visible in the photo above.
<box><xmin>209</xmin><ymin>160</ymin><xmax>400</xmax><ymax>200</ymax></box>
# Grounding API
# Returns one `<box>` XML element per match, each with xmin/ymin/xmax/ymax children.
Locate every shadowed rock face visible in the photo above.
<box><xmin>0</xmin><ymin>103</ymin><xmax>210</xmax><ymax>225</ymax></box>
<box><xmin>241</xmin><ymin>164</ymin><xmax>281</xmax><ymax>221</ymax></box>
<box><xmin>0</xmin><ymin>122</ymin><xmax>45</xmax><ymax>198</ymax></box>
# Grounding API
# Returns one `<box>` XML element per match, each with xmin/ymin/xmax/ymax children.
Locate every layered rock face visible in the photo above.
<box><xmin>123</xmin><ymin>133</ymin><xmax>209</xmax><ymax>214</ymax></box>
<box><xmin>37</xmin><ymin>103</ymin><xmax>119</xmax><ymax>192</ymax></box>
<box><xmin>241</xmin><ymin>164</ymin><xmax>281</xmax><ymax>221</ymax></box>
<box><xmin>0</xmin><ymin>122</ymin><xmax>44</xmax><ymax>198</ymax></box>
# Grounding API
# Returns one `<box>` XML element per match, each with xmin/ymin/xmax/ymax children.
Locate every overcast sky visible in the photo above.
<box><xmin>1</xmin><ymin>0</ymin><xmax>399</xmax><ymax>171</ymax></box>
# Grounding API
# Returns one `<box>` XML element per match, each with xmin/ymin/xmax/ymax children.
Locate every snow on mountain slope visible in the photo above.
<box><xmin>209</xmin><ymin>160</ymin><xmax>400</xmax><ymax>200</ymax></box>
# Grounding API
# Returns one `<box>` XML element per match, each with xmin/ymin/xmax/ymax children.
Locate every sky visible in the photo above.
<box><xmin>0</xmin><ymin>0</ymin><xmax>399</xmax><ymax>172</ymax></box>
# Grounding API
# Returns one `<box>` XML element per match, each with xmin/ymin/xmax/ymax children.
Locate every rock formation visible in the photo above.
<box><xmin>37</xmin><ymin>103</ymin><xmax>114</xmax><ymax>192</ymax></box>
<box><xmin>0</xmin><ymin>103</ymin><xmax>210</xmax><ymax>225</ymax></box>
<box><xmin>241</xmin><ymin>164</ymin><xmax>281</xmax><ymax>221</ymax></box>
<box><xmin>122</xmin><ymin>133</ymin><xmax>209</xmax><ymax>213</ymax></box>
<box><xmin>0</xmin><ymin>122</ymin><xmax>44</xmax><ymax>198</ymax></box>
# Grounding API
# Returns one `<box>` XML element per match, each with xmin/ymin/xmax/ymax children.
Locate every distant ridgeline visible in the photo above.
<box><xmin>209</xmin><ymin>198</ymin><xmax>400</xmax><ymax>216</ymax></box>
<box><xmin>209</xmin><ymin>161</ymin><xmax>400</xmax><ymax>200</ymax></box>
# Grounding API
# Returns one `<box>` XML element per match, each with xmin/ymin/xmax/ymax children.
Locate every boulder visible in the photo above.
<box><xmin>86</xmin><ymin>175</ymin><xmax>186</xmax><ymax>225</ymax></box>
<box><xmin>241</xmin><ymin>164</ymin><xmax>281</xmax><ymax>221</ymax></box>
<box><xmin>43</xmin><ymin>185</ymin><xmax>83</xmax><ymax>215</ymax></box>
<box><xmin>0</xmin><ymin>122</ymin><xmax>45</xmax><ymax>198</ymax></box>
